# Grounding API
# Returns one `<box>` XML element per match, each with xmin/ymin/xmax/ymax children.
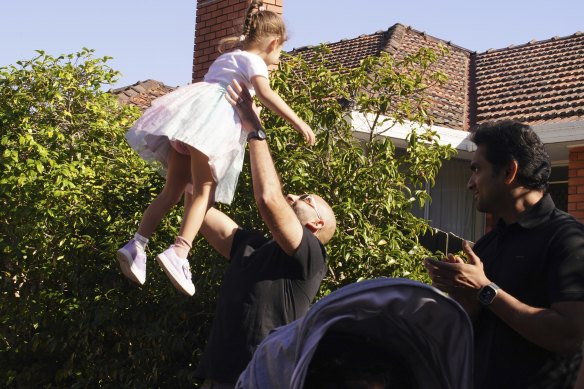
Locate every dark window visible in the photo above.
<box><xmin>549</xmin><ymin>183</ymin><xmax>568</xmax><ymax>212</ymax></box>
<box><xmin>549</xmin><ymin>166</ymin><xmax>568</xmax><ymax>212</ymax></box>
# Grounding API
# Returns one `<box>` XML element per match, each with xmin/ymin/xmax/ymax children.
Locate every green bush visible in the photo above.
<box><xmin>0</xmin><ymin>45</ymin><xmax>453</xmax><ymax>387</ymax></box>
<box><xmin>0</xmin><ymin>49</ymin><xmax>216</xmax><ymax>388</ymax></box>
<box><xmin>261</xmin><ymin>46</ymin><xmax>456</xmax><ymax>292</ymax></box>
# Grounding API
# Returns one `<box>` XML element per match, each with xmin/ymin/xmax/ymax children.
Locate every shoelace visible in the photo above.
<box><xmin>181</xmin><ymin>261</ymin><xmax>192</xmax><ymax>280</ymax></box>
<box><xmin>132</xmin><ymin>242</ymin><xmax>147</xmax><ymax>264</ymax></box>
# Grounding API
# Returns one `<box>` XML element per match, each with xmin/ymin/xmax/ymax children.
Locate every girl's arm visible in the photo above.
<box><xmin>251</xmin><ymin>76</ymin><xmax>315</xmax><ymax>145</ymax></box>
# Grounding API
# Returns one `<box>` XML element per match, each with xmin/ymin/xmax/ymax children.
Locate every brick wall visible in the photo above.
<box><xmin>192</xmin><ymin>0</ymin><xmax>283</xmax><ymax>82</ymax></box>
<box><xmin>568</xmin><ymin>146</ymin><xmax>584</xmax><ymax>222</ymax></box>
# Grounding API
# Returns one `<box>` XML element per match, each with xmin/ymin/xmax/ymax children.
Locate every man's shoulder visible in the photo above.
<box><xmin>231</xmin><ymin>228</ymin><xmax>269</xmax><ymax>254</ymax></box>
<box><xmin>550</xmin><ymin>207</ymin><xmax>584</xmax><ymax>226</ymax></box>
<box><xmin>231</xmin><ymin>227</ymin><xmax>325</xmax><ymax>257</ymax></box>
<box><xmin>299</xmin><ymin>225</ymin><xmax>326</xmax><ymax>251</ymax></box>
<box><xmin>547</xmin><ymin>209</ymin><xmax>584</xmax><ymax>245</ymax></box>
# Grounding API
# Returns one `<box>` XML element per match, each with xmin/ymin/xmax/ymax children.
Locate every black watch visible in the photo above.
<box><xmin>477</xmin><ymin>282</ymin><xmax>500</xmax><ymax>306</ymax></box>
<box><xmin>247</xmin><ymin>128</ymin><xmax>266</xmax><ymax>141</ymax></box>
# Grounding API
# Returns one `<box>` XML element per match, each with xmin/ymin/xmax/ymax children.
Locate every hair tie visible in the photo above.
<box><xmin>239</xmin><ymin>35</ymin><xmax>246</xmax><ymax>42</ymax></box>
<box><xmin>259</xmin><ymin>5</ymin><xmax>266</xmax><ymax>11</ymax></box>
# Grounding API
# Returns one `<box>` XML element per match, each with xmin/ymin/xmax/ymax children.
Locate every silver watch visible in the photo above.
<box><xmin>247</xmin><ymin>128</ymin><xmax>266</xmax><ymax>141</ymax></box>
<box><xmin>477</xmin><ymin>282</ymin><xmax>500</xmax><ymax>306</ymax></box>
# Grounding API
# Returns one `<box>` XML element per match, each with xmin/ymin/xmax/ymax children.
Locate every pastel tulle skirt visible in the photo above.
<box><xmin>125</xmin><ymin>82</ymin><xmax>246</xmax><ymax>204</ymax></box>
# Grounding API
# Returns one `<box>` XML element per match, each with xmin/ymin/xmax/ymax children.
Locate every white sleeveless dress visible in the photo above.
<box><xmin>125</xmin><ymin>50</ymin><xmax>269</xmax><ymax>204</ymax></box>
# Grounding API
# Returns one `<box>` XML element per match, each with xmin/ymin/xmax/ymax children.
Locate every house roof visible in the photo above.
<box><xmin>291</xmin><ymin>24</ymin><xmax>473</xmax><ymax>131</ymax></box>
<box><xmin>291</xmin><ymin>24</ymin><xmax>584</xmax><ymax>130</ymax></box>
<box><xmin>113</xmin><ymin>25</ymin><xmax>584</xmax><ymax>130</ymax></box>
<box><xmin>111</xmin><ymin>79</ymin><xmax>177</xmax><ymax>111</ymax></box>
<box><xmin>475</xmin><ymin>32</ymin><xmax>584</xmax><ymax>126</ymax></box>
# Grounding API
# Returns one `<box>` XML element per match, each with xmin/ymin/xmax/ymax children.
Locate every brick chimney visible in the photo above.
<box><xmin>568</xmin><ymin>146</ymin><xmax>584</xmax><ymax>222</ymax></box>
<box><xmin>192</xmin><ymin>0</ymin><xmax>283</xmax><ymax>82</ymax></box>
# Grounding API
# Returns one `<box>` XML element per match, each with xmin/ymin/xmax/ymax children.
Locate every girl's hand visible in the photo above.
<box><xmin>295</xmin><ymin>120</ymin><xmax>315</xmax><ymax>145</ymax></box>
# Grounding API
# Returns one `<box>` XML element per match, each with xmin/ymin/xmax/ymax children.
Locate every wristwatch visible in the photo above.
<box><xmin>477</xmin><ymin>282</ymin><xmax>500</xmax><ymax>306</ymax></box>
<box><xmin>247</xmin><ymin>128</ymin><xmax>266</xmax><ymax>141</ymax></box>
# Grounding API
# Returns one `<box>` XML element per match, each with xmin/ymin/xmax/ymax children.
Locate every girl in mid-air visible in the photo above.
<box><xmin>117</xmin><ymin>0</ymin><xmax>314</xmax><ymax>296</ymax></box>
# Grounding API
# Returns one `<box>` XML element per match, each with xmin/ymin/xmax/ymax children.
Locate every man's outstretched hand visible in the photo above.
<box><xmin>226</xmin><ymin>79</ymin><xmax>263</xmax><ymax>134</ymax></box>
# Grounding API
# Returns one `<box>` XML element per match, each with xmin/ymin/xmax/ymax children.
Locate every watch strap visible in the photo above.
<box><xmin>247</xmin><ymin>128</ymin><xmax>266</xmax><ymax>141</ymax></box>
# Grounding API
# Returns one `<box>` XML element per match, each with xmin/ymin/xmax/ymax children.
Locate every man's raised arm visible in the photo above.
<box><xmin>226</xmin><ymin>80</ymin><xmax>304</xmax><ymax>255</ymax></box>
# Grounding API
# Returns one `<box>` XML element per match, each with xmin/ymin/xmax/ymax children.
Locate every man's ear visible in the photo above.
<box><xmin>305</xmin><ymin>218</ymin><xmax>325</xmax><ymax>234</ymax></box>
<box><xmin>504</xmin><ymin>160</ymin><xmax>519</xmax><ymax>184</ymax></box>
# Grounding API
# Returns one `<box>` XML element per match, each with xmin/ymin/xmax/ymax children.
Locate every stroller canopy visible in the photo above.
<box><xmin>236</xmin><ymin>278</ymin><xmax>474</xmax><ymax>389</ymax></box>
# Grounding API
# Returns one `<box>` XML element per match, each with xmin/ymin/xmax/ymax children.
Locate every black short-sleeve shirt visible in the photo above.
<box><xmin>195</xmin><ymin>226</ymin><xmax>327</xmax><ymax>384</ymax></box>
<box><xmin>473</xmin><ymin>194</ymin><xmax>584</xmax><ymax>388</ymax></box>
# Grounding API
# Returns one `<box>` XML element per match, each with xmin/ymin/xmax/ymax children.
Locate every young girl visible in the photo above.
<box><xmin>116</xmin><ymin>0</ymin><xmax>314</xmax><ymax>296</ymax></box>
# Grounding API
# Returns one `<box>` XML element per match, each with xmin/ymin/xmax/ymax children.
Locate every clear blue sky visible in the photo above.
<box><xmin>2</xmin><ymin>1</ymin><xmax>582</xmax><ymax>88</ymax></box>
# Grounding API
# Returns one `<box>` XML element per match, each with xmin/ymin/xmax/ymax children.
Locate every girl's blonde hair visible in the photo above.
<box><xmin>218</xmin><ymin>0</ymin><xmax>287</xmax><ymax>53</ymax></box>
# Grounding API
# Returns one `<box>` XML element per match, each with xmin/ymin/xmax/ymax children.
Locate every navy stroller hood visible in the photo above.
<box><xmin>236</xmin><ymin>278</ymin><xmax>474</xmax><ymax>389</ymax></box>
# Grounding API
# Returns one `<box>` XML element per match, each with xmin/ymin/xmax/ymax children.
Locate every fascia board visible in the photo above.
<box><xmin>349</xmin><ymin>111</ymin><xmax>475</xmax><ymax>152</ymax></box>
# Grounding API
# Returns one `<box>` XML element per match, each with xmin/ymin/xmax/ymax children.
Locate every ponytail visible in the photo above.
<box><xmin>241</xmin><ymin>0</ymin><xmax>265</xmax><ymax>40</ymax></box>
<box><xmin>218</xmin><ymin>36</ymin><xmax>241</xmax><ymax>53</ymax></box>
<box><xmin>218</xmin><ymin>0</ymin><xmax>286</xmax><ymax>53</ymax></box>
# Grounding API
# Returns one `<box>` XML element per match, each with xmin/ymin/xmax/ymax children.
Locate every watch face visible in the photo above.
<box><xmin>248</xmin><ymin>129</ymin><xmax>266</xmax><ymax>141</ymax></box>
<box><xmin>478</xmin><ymin>284</ymin><xmax>498</xmax><ymax>305</ymax></box>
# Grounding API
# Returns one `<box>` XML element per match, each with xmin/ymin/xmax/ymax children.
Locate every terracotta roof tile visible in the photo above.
<box><xmin>110</xmin><ymin>79</ymin><xmax>177</xmax><ymax>111</ymax></box>
<box><xmin>288</xmin><ymin>25</ymin><xmax>584</xmax><ymax>129</ymax></box>
<box><xmin>290</xmin><ymin>24</ymin><xmax>473</xmax><ymax>131</ymax></box>
<box><xmin>114</xmin><ymin>26</ymin><xmax>584</xmax><ymax>130</ymax></box>
<box><xmin>475</xmin><ymin>32</ymin><xmax>584</xmax><ymax>125</ymax></box>
<box><xmin>291</xmin><ymin>32</ymin><xmax>388</xmax><ymax>71</ymax></box>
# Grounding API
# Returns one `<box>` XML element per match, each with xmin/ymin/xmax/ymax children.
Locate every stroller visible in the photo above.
<box><xmin>236</xmin><ymin>278</ymin><xmax>474</xmax><ymax>388</ymax></box>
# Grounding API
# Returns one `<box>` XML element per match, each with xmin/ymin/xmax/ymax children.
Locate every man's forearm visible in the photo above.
<box><xmin>229</xmin><ymin>79</ymin><xmax>305</xmax><ymax>254</ymax></box>
<box><xmin>248</xmin><ymin>137</ymin><xmax>283</xmax><ymax>204</ymax></box>
<box><xmin>247</xmin><ymin>132</ymin><xmax>305</xmax><ymax>255</ymax></box>
<box><xmin>489</xmin><ymin>291</ymin><xmax>584</xmax><ymax>354</ymax></box>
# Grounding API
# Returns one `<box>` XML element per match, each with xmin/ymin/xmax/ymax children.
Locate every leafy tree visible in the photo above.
<box><xmin>0</xmin><ymin>45</ymin><xmax>453</xmax><ymax>387</ymax></box>
<box><xmin>0</xmin><ymin>49</ymin><xmax>212</xmax><ymax>388</ymax></box>
<box><xmin>260</xmin><ymin>45</ymin><xmax>456</xmax><ymax>291</ymax></box>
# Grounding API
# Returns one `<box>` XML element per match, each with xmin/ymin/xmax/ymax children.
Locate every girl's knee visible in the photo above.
<box><xmin>190</xmin><ymin>183</ymin><xmax>216</xmax><ymax>205</ymax></box>
<box><xmin>159</xmin><ymin>185</ymin><xmax>186</xmax><ymax>206</ymax></box>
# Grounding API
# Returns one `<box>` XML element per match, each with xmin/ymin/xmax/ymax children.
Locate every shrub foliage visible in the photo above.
<box><xmin>262</xmin><ymin>46</ymin><xmax>456</xmax><ymax>291</ymax></box>
<box><xmin>0</xmin><ymin>46</ymin><xmax>453</xmax><ymax>387</ymax></box>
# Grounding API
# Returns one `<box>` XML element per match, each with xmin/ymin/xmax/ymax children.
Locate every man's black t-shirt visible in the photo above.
<box><xmin>195</xmin><ymin>226</ymin><xmax>327</xmax><ymax>384</ymax></box>
<box><xmin>473</xmin><ymin>194</ymin><xmax>584</xmax><ymax>388</ymax></box>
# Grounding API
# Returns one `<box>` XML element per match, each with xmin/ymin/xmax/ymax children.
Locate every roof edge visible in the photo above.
<box><xmin>109</xmin><ymin>79</ymin><xmax>178</xmax><ymax>94</ymax></box>
<box><xmin>396</xmin><ymin>24</ymin><xmax>475</xmax><ymax>55</ymax></box>
<box><xmin>290</xmin><ymin>23</ymin><xmax>475</xmax><ymax>55</ymax></box>
<box><xmin>480</xmin><ymin>31</ymin><xmax>584</xmax><ymax>55</ymax></box>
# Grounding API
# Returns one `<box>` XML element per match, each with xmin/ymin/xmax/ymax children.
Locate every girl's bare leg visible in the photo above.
<box><xmin>117</xmin><ymin>148</ymin><xmax>191</xmax><ymax>285</ymax></box>
<box><xmin>172</xmin><ymin>147</ymin><xmax>216</xmax><ymax>258</ymax></box>
<box><xmin>137</xmin><ymin>148</ymin><xmax>191</xmax><ymax>238</ymax></box>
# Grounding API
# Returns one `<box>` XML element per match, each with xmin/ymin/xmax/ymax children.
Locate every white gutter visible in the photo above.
<box><xmin>350</xmin><ymin>113</ymin><xmax>584</xmax><ymax>162</ymax></box>
<box><xmin>350</xmin><ymin>111</ymin><xmax>475</xmax><ymax>154</ymax></box>
<box><xmin>531</xmin><ymin>120</ymin><xmax>584</xmax><ymax>144</ymax></box>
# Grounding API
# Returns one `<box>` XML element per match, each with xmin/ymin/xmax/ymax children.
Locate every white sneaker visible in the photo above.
<box><xmin>156</xmin><ymin>246</ymin><xmax>195</xmax><ymax>296</ymax></box>
<box><xmin>116</xmin><ymin>239</ymin><xmax>147</xmax><ymax>285</ymax></box>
